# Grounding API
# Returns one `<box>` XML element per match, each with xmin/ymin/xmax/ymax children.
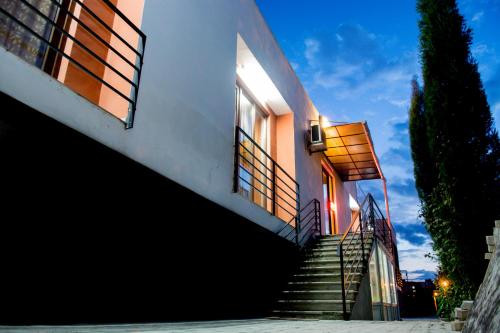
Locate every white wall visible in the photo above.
<box><xmin>0</xmin><ymin>0</ymin><xmax>357</xmax><ymax>236</ymax></box>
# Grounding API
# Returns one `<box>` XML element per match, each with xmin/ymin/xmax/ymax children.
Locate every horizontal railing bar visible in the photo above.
<box><xmin>72</xmin><ymin>0</ymin><xmax>143</xmax><ymax>57</ymax></box>
<box><xmin>238</xmin><ymin>176</ymin><xmax>274</xmax><ymax>203</ymax></box>
<box><xmin>238</xmin><ymin>155</ymin><xmax>298</xmax><ymax>204</ymax></box>
<box><xmin>300</xmin><ymin>209</ymin><xmax>316</xmax><ymax>224</ymax></box>
<box><xmin>238</xmin><ymin>154</ymin><xmax>273</xmax><ymax>184</ymax></box>
<box><xmin>0</xmin><ymin>7</ymin><xmax>135</xmax><ymax>106</ymax></box>
<box><xmin>339</xmin><ymin>196</ymin><xmax>370</xmax><ymax>244</ymax></box>
<box><xmin>48</xmin><ymin>0</ymin><xmax>141</xmax><ymax>72</ymax></box>
<box><xmin>238</xmin><ymin>146</ymin><xmax>298</xmax><ymax>198</ymax></box>
<box><xmin>238</xmin><ymin>143</ymin><xmax>275</xmax><ymax>177</ymax></box>
<box><xmin>16</xmin><ymin>0</ymin><xmax>138</xmax><ymax>89</ymax></box>
<box><xmin>238</xmin><ymin>166</ymin><xmax>297</xmax><ymax>212</ymax></box>
<box><xmin>238</xmin><ymin>165</ymin><xmax>273</xmax><ymax>193</ymax></box>
<box><xmin>274</xmin><ymin>201</ymin><xmax>298</xmax><ymax>220</ymax></box>
<box><xmin>237</xmin><ymin>127</ymin><xmax>299</xmax><ymax>187</ymax></box>
<box><xmin>238</xmin><ymin>142</ymin><xmax>298</xmax><ymax>197</ymax></box>
<box><xmin>101</xmin><ymin>0</ymin><xmax>145</xmax><ymax>38</ymax></box>
<box><xmin>274</xmin><ymin>173</ymin><xmax>299</xmax><ymax>197</ymax></box>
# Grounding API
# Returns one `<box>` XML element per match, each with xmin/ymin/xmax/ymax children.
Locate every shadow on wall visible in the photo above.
<box><xmin>0</xmin><ymin>92</ymin><xmax>299</xmax><ymax>324</ymax></box>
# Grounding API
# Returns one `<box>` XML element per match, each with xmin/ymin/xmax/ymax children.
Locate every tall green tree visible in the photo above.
<box><xmin>414</xmin><ymin>0</ymin><xmax>500</xmax><ymax>302</ymax></box>
<box><xmin>409</xmin><ymin>77</ymin><xmax>435</xmax><ymax>201</ymax></box>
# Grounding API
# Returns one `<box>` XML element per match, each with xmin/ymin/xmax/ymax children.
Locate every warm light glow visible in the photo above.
<box><xmin>439</xmin><ymin>278</ymin><xmax>450</xmax><ymax>288</ymax></box>
<box><xmin>433</xmin><ymin>291</ymin><xmax>439</xmax><ymax>297</ymax></box>
<box><xmin>349</xmin><ymin>194</ymin><xmax>360</xmax><ymax>210</ymax></box>
<box><xmin>330</xmin><ymin>201</ymin><xmax>336</xmax><ymax>211</ymax></box>
<box><xmin>320</xmin><ymin>115</ymin><xmax>330</xmax><ymax>129</ymax></box>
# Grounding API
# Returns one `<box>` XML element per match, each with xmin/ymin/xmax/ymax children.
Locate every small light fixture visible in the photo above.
<box><xmin>308</xmin><ymin>116</ymin><xmax>328</xmax><ymax>153</ymax></box>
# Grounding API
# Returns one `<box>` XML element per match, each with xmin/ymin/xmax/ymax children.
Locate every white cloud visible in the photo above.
<box><xmin>304</xmin><ymin>38</ymin><xmax>320</xmax><ymax>66</ymax></box>
<box><xmin>397</xmin><ymin>236</ymin><xmax>438</xmax><ymax>275</ymax></box>
<box><xmin>471</xmin><ymin>11</ymin><xmax>484</xmax><ymax>22</ymax></box>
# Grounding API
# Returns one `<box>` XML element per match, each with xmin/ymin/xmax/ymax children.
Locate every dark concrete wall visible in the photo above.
<box><xmin>350</xmin><ymin>271</ymin><xmax>373</xmax><ymax>320</ymax></box>
<box><xmin>0</xmin><ymin>93</ymin><xmax>299</xmax><ymax>324</ymax></box>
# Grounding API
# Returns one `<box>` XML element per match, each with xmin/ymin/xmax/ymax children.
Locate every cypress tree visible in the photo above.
<box><xmin>416</xmin><ymin>0</ymin><xmax>500</xmax><ymax>299</ymax></box>
<box><xmin>409</xmin><ymin>77</ymin><xmax>435</xmax><ymax>201</ymax></box>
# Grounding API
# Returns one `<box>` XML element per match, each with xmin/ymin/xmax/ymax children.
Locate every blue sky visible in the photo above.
<box><xmin>256</xmin><ymin>0</ymin><xmax>500</xmax><ymax>280</ymax></box>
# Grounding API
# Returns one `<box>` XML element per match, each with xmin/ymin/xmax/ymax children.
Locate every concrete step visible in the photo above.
<box><xmin>301</xmin><ymin>258</ymin><xmax>341</xmax><ymax>267</ymax></box>
<box><xmin>269</xmin><ymin>309</ymin><xmax>345</xmax><ymax>320</ymax></box>
<box><xmin>280</xmin><ymin>290</ymin><xmax>358</xmax><ymax>301</ymax></box>
<box><xmin>298</xmin><ymin>265</ymin><xmax>342</xmax><ymax>274</ymax></box>
<box><xmin>292</xmin><ymin>272</ymin><xmax>362</xmax><ymax>283</ymax></box>
<box><xmin>276</xmin><ymin>299</ymin><xmax>355</xmax><ymax>312</ymax></box>
<box><xmin>308</xmin><ymin>243</ymin><xmax>372</xmax><ymax>252</ymax></box>
<box><xmin>286</xmin><ymin>280</ymin><xmax>360</xmax><ymax>291</ymax></box>
<box><xmin>304</xmin><ymin>249</ymin><xmax>370</xmax><ymax>258</ymax></box>
<box><xmin>317</xmin><ymin>237</ymin><xmax>373</xmax><ymax>246</ymax></box>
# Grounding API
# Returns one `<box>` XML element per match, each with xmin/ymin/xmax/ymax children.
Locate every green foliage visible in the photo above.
<box><xmin>411</xmin><ymin>0</ymin><xmax>500</xmax><ymax>319</ymax></box>
<box><xmin>434</xmin><ymin>269</ymin><xmax>473</xmax><ymax>321</ymax></box>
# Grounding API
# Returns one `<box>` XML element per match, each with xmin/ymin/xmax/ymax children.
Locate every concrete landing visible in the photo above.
<box><xmin>0</xmin><ymin>319</ymin><xmax>451</xmax><ymax>333</ymax></box>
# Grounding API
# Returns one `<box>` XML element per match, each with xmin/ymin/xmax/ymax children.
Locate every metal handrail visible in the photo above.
<box><xmin>0</xmin><ymin>0</ymin><xmax>146</xmax><ymax>128</ymax></box>
<box><xmin>234</xmin><ymin>126</ymin><xmax>300</xmax><ymax>222</ymax></box>
<box><xmin>277</xmin><ymin>198</ymin><xmax>321</xmax><ymax>247</ymax></box>
<box><xmin>337</xmin><ymin>193</ymin><xmax>395</xmax><ymax>320</ymax></box>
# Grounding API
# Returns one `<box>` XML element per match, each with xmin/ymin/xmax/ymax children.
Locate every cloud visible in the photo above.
<box><xmin>302</xmin><ymin>24</ymin><xmax>418</xmax><ymax>105</ymax></box>
<box><xmin>397</xmin><ymin>234</ymin><xmax>438</xmax><ymax>278</ymax></box>
<box><xmin>472</xmin><ymin>11</ymin><xmax>484</xmax><ymax>22</ymax></box>
<box><xmin>405</xmin><ymin>269</ymin><xmax>436</xmax><ymax>281</ymax></box>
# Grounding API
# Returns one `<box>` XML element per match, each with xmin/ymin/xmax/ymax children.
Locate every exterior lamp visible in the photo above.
<box><xmin>439</xmin><ymin>279</ymin><xmax>450</xmax><ymax>289</ymax></box>
<box><xmin>432</xmin><ymin>290</ymin><xmax>439</xmax><ymax>312</ymax></box>
<box><xmin>308</xmin><ymin>116</ymin><xmax>327</xmax><ymax>153</ymax></box>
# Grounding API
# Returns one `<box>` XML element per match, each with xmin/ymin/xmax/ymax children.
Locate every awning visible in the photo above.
<box><xmin>323</xmin><ymin>121</ymin><xmax>382</xmax><ymax>181</ymax></box>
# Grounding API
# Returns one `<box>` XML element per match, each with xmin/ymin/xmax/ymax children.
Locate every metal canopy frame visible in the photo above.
<box><xmin>322</xmin><ymin>122</ymin><xmax>382</xmax><ymax>181</ymax></box>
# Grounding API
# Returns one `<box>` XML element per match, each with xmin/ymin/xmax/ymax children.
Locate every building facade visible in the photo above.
<box><xmin>0</xmin><ymin>0</ymin><xmax>399</xmax><ymax>324</ymax></box>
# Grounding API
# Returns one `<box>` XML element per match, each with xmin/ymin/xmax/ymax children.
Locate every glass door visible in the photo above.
<box><xmin>322</xmin><ymin>168</ymin><xmax>336</xmax><ymax>235</ymax></box>
<box><xmin>236</xmin><ymin>85</ymin><xmax>268</xmax><ymax>209</ymax></box>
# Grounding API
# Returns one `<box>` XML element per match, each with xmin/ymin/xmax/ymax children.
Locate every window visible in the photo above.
<box><xmin>0</xmin><ymin>0</ymin><xmax>146</xmax><ymax>127</ymax></box>
<box><xmin>235</xmin><ymin>85</ymin><xmax>269</xmax><ymax>210</ymax></box>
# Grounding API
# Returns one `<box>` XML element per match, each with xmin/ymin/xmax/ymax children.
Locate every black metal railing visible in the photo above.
<box><xmin>276</xmin><ymin>198</ymin><xmax>321</xmax><ymax>247</ymax></box>
<box><xmin>0</xmin><ymin>0</ymin><xmax>146</xmax><ymax>128</ymax></box>
<box><xmin>234</xmin><ymin>126</ymin><xmax>300</xmax><ymax>223</ymax></box>
<box><xmin>337</xmin><ymin>193</ymin><xmax>396</xmax><ymax>320</ymax></box>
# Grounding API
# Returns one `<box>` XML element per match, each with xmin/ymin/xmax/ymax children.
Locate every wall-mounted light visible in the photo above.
<box><xmin>307</xmin><ymin>116</ymin><xmax>328</xmax><ymax>154</ymax></box>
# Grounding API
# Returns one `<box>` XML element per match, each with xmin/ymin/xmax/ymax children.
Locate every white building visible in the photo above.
<box><xmin>0</xmin><ymin>0</ymin><xmax>400</xmax><ymax>324</ymax></box>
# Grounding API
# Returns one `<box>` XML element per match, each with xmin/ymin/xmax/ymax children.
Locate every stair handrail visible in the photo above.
<box><xmin>337</xmin><ymin>195</ymin><xmax>371</xmax><ymax>320</ymax></box>
<box><xmin>276</xmin><ymin>198</ymin><xmax>321</xmax><ymax>247</ymax></box>
<box><xmin>337</xmin><ymin>193</ymin><xmax>397</xmax><ymax>320</ymax></box>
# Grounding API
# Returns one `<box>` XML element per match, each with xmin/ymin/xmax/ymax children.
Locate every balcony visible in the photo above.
<box><xmin>233</xmin><ymin>126</ymin><xmax>300</xmax><ymax>224</ymax></box>
<box><xmin>0</xmin><ymin>0</ymin><xmax>145</xmax><ymax>128</ymax></box>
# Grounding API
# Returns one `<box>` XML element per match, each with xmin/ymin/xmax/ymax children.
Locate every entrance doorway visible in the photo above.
<box><xmin>321</xmin><ymin>168</ymin><xmax>336</xmax><ymax>235</ymax></box>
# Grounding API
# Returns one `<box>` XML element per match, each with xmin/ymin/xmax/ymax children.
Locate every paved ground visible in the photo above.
<box><xmin>0</xmin><ymin>319</ymin><xmax>451</xmax><ymax>333</ymax></box>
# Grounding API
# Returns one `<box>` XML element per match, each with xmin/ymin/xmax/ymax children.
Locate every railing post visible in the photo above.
<box><xmin>233</xmin><ymin>127</ymin><xmax>240</xmax><ymax>193</ymax></box>
<box><xmin>272</xmin><ymin>160</ymin><xmax>276</xmax><ymax>216</ymax></box>
<box><xmin>369</xmin><ymin>195</ymin><xmax>375</xmax><ymax>231</ymax></box>
<box><xmin>338</xmin><ymin>243</ymin><xmax>347</xmax><ymax>320</ymax></box>
<box><xmin>359</xmin><ymin>214</ymin><xmax>367</xmax><ymax>273</ymax></box>
<box><xmin>295</xmin><ymin>215</ymin><xmax>300</xmax><ymax>246</ymax></box>
<box><xmin>316</xmin><ymin>199</ymin><xmax>321</xmax><ymax>236</ymax></box>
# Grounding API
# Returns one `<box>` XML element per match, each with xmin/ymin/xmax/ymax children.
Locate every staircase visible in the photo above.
<box><xmin>271</xmin><ymin>233</ymin><xmax>373</xmax><ymax>320</ymax></box>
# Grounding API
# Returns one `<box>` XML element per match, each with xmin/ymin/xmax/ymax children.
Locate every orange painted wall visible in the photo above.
<box><xmin>275</xmin><ymin>113</ymin><xmax>296</xmax><ymax>224</ymax></box>
<box><xmin>63</xmin><ymin>0</ymin><xmax>116</xmax><ymax>105</ymax></box>
<box><xmin>100</xmin><ymin>0</ymin><xmax>145</xmax><ymax>120</ymax></box>
<box><xmin>56</xmin><ymin>0</ymin><xmax>144</xmax><ymax>121</ymax></box>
